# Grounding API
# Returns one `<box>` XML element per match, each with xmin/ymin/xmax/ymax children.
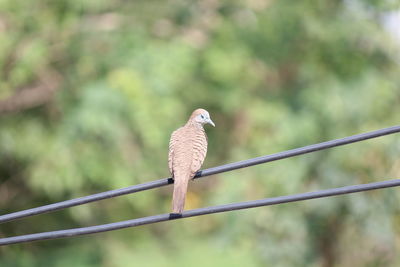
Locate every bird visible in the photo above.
<box><xmin>168</xmin><ymin>108</ymin><xmax>215</xmax><ymax>214</ymax></box>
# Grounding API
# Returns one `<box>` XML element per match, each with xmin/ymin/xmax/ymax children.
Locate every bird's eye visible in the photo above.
<box><xmin>200</xmin><ymin>114</ymin><xmax>204</xmax><ymax>119</ymax></box>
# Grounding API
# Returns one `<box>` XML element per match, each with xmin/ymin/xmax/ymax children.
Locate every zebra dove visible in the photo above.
<box><xmin>168</xmin><ymin>108</ymin><xmax>215</xmax><ymax>214</ymax></box>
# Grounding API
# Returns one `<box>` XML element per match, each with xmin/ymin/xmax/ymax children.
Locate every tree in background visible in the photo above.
<box><xmin>0</xmin><ymin>0</ymin><xmax>400</xmax><ymax>266</ymax></box>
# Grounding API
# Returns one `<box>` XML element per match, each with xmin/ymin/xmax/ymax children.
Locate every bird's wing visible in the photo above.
<box><xmin>168</xmin><ymin>129</ymin><xmax>179</xmax><ymax>176</ymax></box>
<box><xmin>190</xmin><ymin>130</ymin><xmax>208</xmax><ymax>176</ymax></box>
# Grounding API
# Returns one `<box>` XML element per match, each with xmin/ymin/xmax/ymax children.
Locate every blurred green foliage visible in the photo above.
<box><xmin>1</xmin><ymin>0</ymin><xmax>400</xmax><ymax>266</ymax></box>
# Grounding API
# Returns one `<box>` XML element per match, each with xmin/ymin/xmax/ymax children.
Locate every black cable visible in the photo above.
<box><xmin>1</xmin><ymin>178</ymin><xmax>399</xmax><ymax>246</ymax></box>
<box><xmin>0</xmin><ymin>179</ymin><xmax>172</xmax><ymax>224</ymax></box>
<box><xmin>0</xmin><ymin>125</ymin><xmax>399</xmax><ymax>224</ymax></box>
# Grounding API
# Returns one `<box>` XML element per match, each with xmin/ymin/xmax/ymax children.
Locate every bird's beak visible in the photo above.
<box><xmin>207</xmin><ymin>118</ymin><xmax>215</xmax><ymax>127</ymax></box>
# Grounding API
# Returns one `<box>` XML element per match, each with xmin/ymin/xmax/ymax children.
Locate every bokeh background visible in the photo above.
<box><xmin>1</xmin><ymin>0</ymin><xmax>400</xmax><ymax>266</ymax></box>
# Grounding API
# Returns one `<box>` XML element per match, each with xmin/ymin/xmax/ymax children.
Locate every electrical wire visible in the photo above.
<box><xmin>0</xmin><ymin>124</ymin><xmax>399</xmax><ymax>224</ymax></box>
<box><xmin>1</xmin><ymin>178</ymin><xmax>399</xmax><ymax>246</ymax></box>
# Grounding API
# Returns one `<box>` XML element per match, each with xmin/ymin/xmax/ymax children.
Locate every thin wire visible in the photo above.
<box><xmin>1</xmin><ymin>178</ymin><xmax>399</xmax><ymax>246</ymax></box>
<box><xmin>0</xmin><ymin>125</ymin><xmax>399</xmax><ymax>224</ymax></box>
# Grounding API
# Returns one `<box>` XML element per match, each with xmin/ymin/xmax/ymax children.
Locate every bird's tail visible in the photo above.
<box><xmin>172</xmin><ymin>175</ymin><xmax>189</xmax><ymax>214</ymax></box>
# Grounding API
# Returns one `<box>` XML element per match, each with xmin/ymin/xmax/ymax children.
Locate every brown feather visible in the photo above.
<box><xmin>168</xmin><ymin>109</ymin><xmax>210</xmax><ymax>213</ymax></box>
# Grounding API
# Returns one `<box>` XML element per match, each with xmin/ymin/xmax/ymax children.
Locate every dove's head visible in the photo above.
<box><xmin>190</xmin><ymin>108</ymin><xmax>215</xmax><ymax>127</ymax></box>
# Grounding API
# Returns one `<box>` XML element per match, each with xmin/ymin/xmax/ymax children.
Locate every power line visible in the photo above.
<box><xmin>0</xmin><ymin>125</ymin><xmax>399</xmax><ymax>224</ymax></box>
<box><xmin>1</xmin><ymin>178</ymin><xmax>399</xmax><ymax>246</ymax></box>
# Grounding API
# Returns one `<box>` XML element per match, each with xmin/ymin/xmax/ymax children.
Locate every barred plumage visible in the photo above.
<box><xmin>168</xmin><ymin>108</ymin><xmax>214</xmax><ymax>213</ymax></box>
